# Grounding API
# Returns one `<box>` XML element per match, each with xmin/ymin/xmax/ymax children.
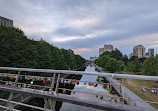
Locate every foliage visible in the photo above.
<box><xmin>96</xmin><ymin>48</ymin><xmax>145</xmax><ymax>73</ymax></box>
<box><xmin>142</xmin><ymin>56</ymin><xmax>158</xmax><ymax>76</ymax></box>
<box><xmin>123</xmin><ymin>55</ymin><xmax>128</xmax><ymax>65</ymax></box>
<box><xmin>96</xmin><ymin>49</ymin><xmax>125</xmax><ymax>73</ymax></box>
<box><xmin>96</xmin><ymin>55</ymin><xmax>110</xmax><ymax>68</ymax></box>
<box><xmin>96</xmin><ymin>47</ymin><xmax>158</xmax><ymax>75</ymax></box>
<box><xmin>128</xmin><ymin>56</ymin><xmax>142</xmax><ymax>72</ymax></box>
<box><xmin>100</xmin><ymin>48</ymin><xmax>124</xmax><ymax>61</ymax></box>
<box><xmin>105</xmin><ymin>58</ymin><xmax>124</xmax><ymax>73</ymax></box>
<box><xmin>126</xmin><ymin>61</ymin><xmax>136</xmax><ymax>72</ymax></box>
<box><xmin>0</xmin><ymin>26</ymin><xmax>86</xmax><ymax>70</ymax></box>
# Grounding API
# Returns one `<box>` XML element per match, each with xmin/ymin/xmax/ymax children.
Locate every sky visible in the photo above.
<box><xmin>1</xmin><ymin>0</ymin><xmax>158</xmax><ymax>59</ymax></box>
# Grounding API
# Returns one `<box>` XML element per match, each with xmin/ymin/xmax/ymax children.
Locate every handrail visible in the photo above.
<box><xmin>0</xmin><ymin>67</ymin><xmax>158</xmax><ymax>80</ymax></box>
<box><xmin>0</xmin><ymin>85</ymin><xmax>156</xmax><ymax>111</ymax></box>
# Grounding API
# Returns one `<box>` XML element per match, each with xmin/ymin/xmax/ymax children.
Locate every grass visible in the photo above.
<box><xmin>98</xmin><ymin>66</ymin><xmax>158</xmax><ymax>109</ymax></box>
<box><xmin>123</xmin><ymin>79</ymin><xmax>158</xmax><ymax>109</ymax></box>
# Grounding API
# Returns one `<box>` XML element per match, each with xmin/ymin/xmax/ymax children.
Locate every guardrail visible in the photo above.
<box><xmin>0</xmin><ymin>67</ymin><xmax>158</xmax><ymax>111</ymax></box>
<box><xmin>0</xmin><ymin>67</ymin><xmax>158</xmax><ymax>80</ymax></box>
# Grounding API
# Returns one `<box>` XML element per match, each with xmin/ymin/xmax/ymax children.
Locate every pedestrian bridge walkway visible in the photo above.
<box><xmin>0</xmin><ymin>66</ymin><xmax>157</xmax><ymax>111</ymax></box>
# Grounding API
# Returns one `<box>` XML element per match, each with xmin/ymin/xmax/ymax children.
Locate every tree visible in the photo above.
<box><xmin>111</xmin><ymin>48</ymin><xmax>124</xmax><ymax>60</ymax></box>
<box><xmin>128</xmin><ymin>56</ymin><xmax>142</xmax><ymax>72</ymax></box>
<box><xmin>96</xmin><ymin>55</ymin><xmax>110</xmax><ymax>68</ymax></box>
<box><xmin>126</xmin><ymin>61</ymin><xmax>136</xmax><ymax>72</ymax></box>
<box><xmin>96</xmin><ymin>48</ymin><xmax>126</xmax><ymax>72</ymax></box>
<box><xmin>75</xmin><ymin>55</ymin><xmax>86</xmax><ymax>66</ymax></box>
<box><xmin>0</xmin><ymin>26</ymin><xmax>86</xmax><ymax>70</ymax></box>
<box><xmin>105</xmin><ymin>58</ymin><xmax>124</xmax><ymax>73</ymax></box>
<box><xmin>100</xmin><ymin>48</ymin><xmax>124</xmax><ymax>61</ymax></box>
<box><xmin>117</xmin><ymin>60</ymin><xmax>125</xmax><ymax>71</ymax></box>
<box><xmin>123</xmin><ymin>55</ymin><xmax>128</xmax><ymax>65</ymax></box>
<box><xmin>142</xmin><ymin>56</ymin><xmax>158</xmax><ymax>76</ymax></box>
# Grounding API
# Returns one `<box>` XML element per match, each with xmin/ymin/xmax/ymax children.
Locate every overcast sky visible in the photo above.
<box><xmin>1</xmin><ymin>0</ymin><xmax>158</xmax><ymax>59</ymax></box>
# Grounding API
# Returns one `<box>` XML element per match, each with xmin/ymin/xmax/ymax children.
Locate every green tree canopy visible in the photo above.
<box><xmin>126</xmin><ymin>61</ymin><xmax>136</xmax><ymax>72</ymax></box>
<box><xmin>96</xmin><ymin>48</ymin><xmax>125</xmax><ymax>72</ymax></box>
<box><xmin>105</xmin><ymin>58</ymin><xmax>124</xmax><ymax>73</ymax></box>
<box><xmin>142</xmin><ymin>56</ymin><xmax>158</xmax><ymax>76</ymax></box>
<box><xmin>96</xmin><ymin>55</ymin><xmax>110</xmax><ymax>68</ymax></box>
<box><xmin>100</xmin><ymin>48</ymin><xmax>124</xmax><ymax>61</ymax></box>
<box><xmin>128</xmin><ymin>56</ymin><xmax>142</xmax><ymax>72</ymax></box>
<box><xmin>0</xmin><ymin>26</ymin><xmax>86</xmax><ymax>69</ymax></box>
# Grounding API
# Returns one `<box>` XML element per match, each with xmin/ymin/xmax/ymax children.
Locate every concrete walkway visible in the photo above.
<box><xmin>93</xmin><ymin>63</ymin><xmax>156</xmax><ymax>110</ymax></box>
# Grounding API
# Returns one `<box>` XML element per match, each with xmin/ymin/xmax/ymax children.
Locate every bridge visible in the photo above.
<box><xmin>0</xmin><ymin>64</ymin><xmax>157</xmax><ymax>111</ymax></box>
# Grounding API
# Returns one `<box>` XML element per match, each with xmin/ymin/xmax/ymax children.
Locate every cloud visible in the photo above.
<box><xmin>52</xmin><ymin>29</ymin><xmax>113</xmax><ymax>42</ymax></box>
<box><xmin>111</xmin><ymin>33</ymin><xmax>158</xmax><ymax>47</ymax></box>
<box><xmin>1</xmin><ymin>0</ymin><xmax>158</xmax><ymax>59</ymax></box>
<box><xmin>72</xmin><ymin>48</ymin><xmax>95</xmax><ymax>54</ymax></box>
<box><xmin>109</xmin><ymin>33</ymin><xmax>158</xmax><ymax>56</ymax></box>
<box><xmin>72</xmin><ymin>16</ymin><xmax>100</xmax><ymax>28</ymax></box>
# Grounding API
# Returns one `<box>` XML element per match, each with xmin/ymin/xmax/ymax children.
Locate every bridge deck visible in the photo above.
<box><xmin>0</xmin><ymin>66</ymin><xmax>157</xmax><ymax>110</ymax></box>
<box><xmin>0</xmin><ymin>85</ymin><xmax>155</xmax><ymax>111</ymax></box>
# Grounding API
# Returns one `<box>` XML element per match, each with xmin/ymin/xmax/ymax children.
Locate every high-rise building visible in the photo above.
<box><xmin>148</xmin><ymin>49</ymin><xmax>154</xmax><ymax>56</ymax></box>
<box><xmin>0</xmin><ymin>16</ymin><xmax>13</xmax><ymax>27</ymax></box>
<box><xmin>133</xmin><ymin>45</ymin><xmax>145</xmax><ymax>58</ymax></box>
<box><xmin>104</xmin><ymin>44</ymin><xmax>113</xmax><ymax>52</ymax></box>
<box><xmin>99</xmin><ymin>44</ymin><xmax>113</xmax><ymax>56</ymax></box>
<box><xmin>99</xmin><ymin>48</ymin><xmax>104</xmax><ymax>56</ymax></box>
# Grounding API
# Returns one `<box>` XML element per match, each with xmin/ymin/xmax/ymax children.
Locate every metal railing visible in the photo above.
<box><xmin>0</xmin><ymin>67</ymin><xmax>158</xmax><ymax>80</ymax></box>
<box><xmin>0</xmin><ymin>67</ymin><xmax>157</xmax><ymax>111</ymax></box>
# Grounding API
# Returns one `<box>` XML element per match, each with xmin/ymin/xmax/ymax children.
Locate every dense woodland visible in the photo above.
<box><xmin>96</xmin><ymin>48</ymin><xmax>158</xmax><ymax>76</ymax></box>
<box><xmin>0</xmin><ymin>26</ymin><xmax>86</xmax><ymax>70</ymax></box>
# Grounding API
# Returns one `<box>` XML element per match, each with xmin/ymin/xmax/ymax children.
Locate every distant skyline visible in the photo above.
<box><xmin>1</xmin><ymin>0</ymin><xmax>158</xmax><ymax>59</ymax></box>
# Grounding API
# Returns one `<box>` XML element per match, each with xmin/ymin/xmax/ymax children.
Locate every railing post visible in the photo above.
<box><xmin>49</xmin><ymin>73</ymin><xmax>60</xmax><ymax>111</ymax></box>
<box><xmin>14</xmin><ymin>71</ymin><xmax>21</xmax><ymax>86</ymax></box>
<box><xmin>109</xmin><ymin>83</ymin><xmax>112</xmax><ymax>93</ymax></box>
<box><xmin>7</xmin><ymin>93</ymin><xmax>14</xmax><ymax>111</ymax></box>
<box><xmin>121</xmin><ymin>78</ymin><xmax>124</xmax><ymax>84</ymax></box>
<box><xmin>44</xmin><ymin>98</ymin><xmax>49</xmax><ymax>110</ymax></box>
<box><xmin>49</xmin><ymin>73</ymin><xmax>56</xmax><ymax>111</ymax></box>
<box><xmin>7</xmin><ymin>71</ymin><xmax>21</xmax><ymax>110</ymax></box>
<box><xmin>122</xmin><ymin>87</ymin><xmax>125</xmax><ymax>105</ymax></box>
<box><xmin>119</xmin><ymin>85</ymin><xmax>122</xmax><ymax>94</ymax></box>
<box><xmin>55</xmin><ymin>73</ymin><xmax>60</xmax><ymax>93</ymax></box>
<box><xmin>50</xmin><ymin>73</ymin><xmax>56</xmax><ymax>93</ymax></box>
<box><xmin>50</xmin><ymin>99</ymin><xmax>56</xmax><ymax>111</ymax></box>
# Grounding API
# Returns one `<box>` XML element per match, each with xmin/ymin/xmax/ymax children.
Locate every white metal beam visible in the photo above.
<box><xmin>0</xmin><ymin>67</ymin><xmax>158</xmax><ymax>80</ymax></box>
<box><xmin>0</xmin><ymin>85</ymin><xmax>157</xmax><ymax>111</ymax></box>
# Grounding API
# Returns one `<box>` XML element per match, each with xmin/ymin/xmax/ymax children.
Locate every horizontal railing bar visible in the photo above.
<box><xmin>0</xmin><ymin>67</ymin><xmax>158</xmax><ymax>80</ymax></box>
<box><xmin>1</xmin><ymin>79</ymin><xmax>157</xmax><ymax>105</ymax></box>
<box><xmin>0</xmin><ymin>98</ymin><xmax>45</xmax><ymax>111</ymax></box>
<box><xmin>0</xmin><ymin>85</ymin><xmax>154</xmax><ymax>111</ymax></box>
<box><xmin>0</xmin><ymin>104</ymin><xmax>21</xmax><ymax>111</ymax></box>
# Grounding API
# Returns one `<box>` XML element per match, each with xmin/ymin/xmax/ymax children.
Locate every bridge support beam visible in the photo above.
<box><xmin>50</xmin><ymin>73</ymin><xmax>56</xmax><ymax>93</ymax></box>
<box><xmin>44</xmin><ymin>73</ymin><xmax>57</xmax><ymax>111</ymax></box>
<box><xmin>7</xmin><ymin>71</ymin><xmax>21</xmax><ymax>111</ymax></box>
<box><xmin>44</xmin><ymin>98</ymin><xmax>49</xmax><ymax>109</ymax></box>
<box><xmin>7</xmin><ymin>93</ymin><xmax>14</xmax><ymax>111</ymax></box>
<box><xmin>44</xmin><ymin>98</ymin><xmax>56</xmax><ymax>111</ymax></box>
<box><xmin>55</xmin><ymin>73</ymin><xmax>60</xmax><ymax>93</ymax></box>
<box><xmin>50</xmin><ymin>99</ymin><xmax>56</xmax><ymax>111</ymax></box>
